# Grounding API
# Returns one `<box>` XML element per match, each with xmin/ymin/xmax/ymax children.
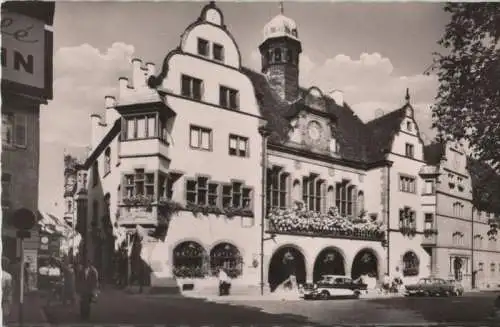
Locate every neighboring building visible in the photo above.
<box><xmin>68</xmin><ymin>1</ymin><xmax>499</xmax><ymax>292</ymax></box>
<box><xmin>422</xmin><ymin>141</ymin><xmax>500</xmax><ymax>289</ymax></box>
<box><xmin>1</xmin><ymin>2</ymin><xmax>55</xmax><ymax>264</ymax></box>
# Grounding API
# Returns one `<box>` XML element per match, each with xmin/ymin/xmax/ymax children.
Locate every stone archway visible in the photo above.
<box><xmin>268</xmin><ymin>245</ymin><xmax>306</xmax><ymax>292</ymax></box>
<box><xmin>351</xmin><ymin>248</ymin><xmax>379</xmax><ymax>280</ymax></box>
<box><xmin>313</xmin><ymin>247</ymin><xmax>346</xmax><ymax>282</ymax></box>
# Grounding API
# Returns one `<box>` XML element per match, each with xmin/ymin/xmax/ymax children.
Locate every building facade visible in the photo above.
<box><xmin>1</xmin><ymin>2</ymin><xmax>55</xmax><ymax>273</ymax></box>
<box><xmin>69</xmin><ymin>2</ymin><xmax>500</xmax><ymax>292</ymax></box>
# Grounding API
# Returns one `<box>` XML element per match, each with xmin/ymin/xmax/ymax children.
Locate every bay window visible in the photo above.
<box><xmin>123</xmin><ymin>114</ymin><xmax>163</xmax><ymax>141</ymax></box>
<box><xmin>335</xmin><ymin>182</ymin><xmax>354</xmax><ymax>217</ymax></box>
<box><xmin>123</xmin><ymin>169</ymin><xmax>155</xmax><ymax>199</ymax></box>
<box><xmin>267</xmin><ymin>168</ymin><xmax>289</xmax><ymax>210</ymax></box>
<box><xmin>302</xmin><ymin>175</ymin><xmax>325</xmax><ymax>212</ymax></box>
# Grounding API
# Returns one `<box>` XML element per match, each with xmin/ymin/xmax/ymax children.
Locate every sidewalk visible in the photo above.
<box><xmin>3</xmin><ymin>291</ymin><xmax>49</xmax><ymax>325</ymax></box>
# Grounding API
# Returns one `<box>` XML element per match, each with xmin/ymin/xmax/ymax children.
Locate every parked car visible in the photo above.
<box><xmin>446</xmin><ymin>279</ymin><xmax>464</xmax><ymax>296</ymax></box>
<box><xmin>303</xmin><ymin>275</ymin><xmax>367</xmax><ymax>300</ymax></box>
<box><xmin>405</xmin><ymin>277</ymin><xmax>455</xmax><ymax>297</ymax></box>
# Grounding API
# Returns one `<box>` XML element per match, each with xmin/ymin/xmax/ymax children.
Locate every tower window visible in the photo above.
<box><xmin>197</xmin><ymin>38</ymin><xmax>209</xmax><ymax>57</ymax></box>
<box><xmin>274</xmin><ymin>48</ymin><xmax>282</xmax><ymax>62</ymax></box>
<box><xmin>285</xmin><ymin>49</ymin><xmax>292</xmax><ymax>63</ymax></box>
<box><xmin>213</xmin><ymin>43</ymin><xmax>224</xmax><ymax>61</ymax></box>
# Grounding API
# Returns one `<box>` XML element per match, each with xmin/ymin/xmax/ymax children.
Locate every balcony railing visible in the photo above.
<box><xmin>266</xmin><ymin>206</ymin><xmax>386</xmax><ymax>242</ymax></box>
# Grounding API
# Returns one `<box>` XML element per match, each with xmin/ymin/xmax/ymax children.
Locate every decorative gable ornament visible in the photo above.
<box><xmin>304</xmin><ymin>87</ymin><xmax>327</xmax><ymax>112</ymax></box>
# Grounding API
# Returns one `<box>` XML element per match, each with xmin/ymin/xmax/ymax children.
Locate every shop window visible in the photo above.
<box><xmin>173</xmin><ymin>241</ymin><xmax>207</xmax><ymax>278</ymax></box>
<box><xmin>228</xmin><ymin>134</ymin><xmax>248</xmax><ymax>157</ymax></box>
<box><xmin>209</xmin><ymin>243</ymin><xmax>242</xmax><ymax>278</ymax></box>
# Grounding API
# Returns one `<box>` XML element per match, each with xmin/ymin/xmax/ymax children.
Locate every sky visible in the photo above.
<box><xmin>38</xmin><ymin>0</ymin><xmax>449</xmax><ymax>216</ymax></box>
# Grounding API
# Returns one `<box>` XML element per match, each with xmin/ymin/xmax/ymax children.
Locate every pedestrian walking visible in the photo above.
<box><xmin>2</xmin><ymin>257</ymin><xmax>13</xmax><ymax>319</ymax></box>
<box><xmin>218</xmin><ymin>267</ymin><xmax>231</xmax><ymax>296</ymax></box>
<box><xmin>77</xmin><ymin>259</ymin><xmax>99</xmax><ymax>321</ymax></box>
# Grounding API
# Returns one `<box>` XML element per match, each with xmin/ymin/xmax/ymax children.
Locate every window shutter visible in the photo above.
<box><xmin>14</xmin><ymin>114</ymin><xmax>27</xmax><ymax>147</ymax></box>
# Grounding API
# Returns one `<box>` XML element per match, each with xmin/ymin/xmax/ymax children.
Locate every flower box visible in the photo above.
<box><xmin>423</xmin><ymin>228</ymin><xmax>438</xmax><ymax>237</ymax></box>
<box><xmin>267</xmin><ymin>206</ymin><xmax>386</xmax><ymax>242</ymax></box>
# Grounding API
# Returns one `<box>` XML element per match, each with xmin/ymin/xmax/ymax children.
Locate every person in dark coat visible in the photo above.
<box><xmin>77</xmin><ymin>259</ymin><xmax>99</xmax><ymax>321</ymax></box>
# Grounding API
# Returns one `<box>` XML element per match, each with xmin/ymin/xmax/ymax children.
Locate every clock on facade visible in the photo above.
<box><xmin>307</xmin><ymin>121</ymin><xmax>322</xmax><ymax>141</ymax></box>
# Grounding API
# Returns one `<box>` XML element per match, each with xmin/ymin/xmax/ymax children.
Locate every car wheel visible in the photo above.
<box><xmin>424</xmin><ymin>291</ymin><xmax>431</xmax><ymax>297</ymax></box>
<box><xmin>354</xmin><ymin>290</ymin><xmax>361</xmax><ymax>299</ymax></box>
<box><xmin>320</xmin><ymin>291</ymin><xmax>330</xmax><ymax>300</ymax></box>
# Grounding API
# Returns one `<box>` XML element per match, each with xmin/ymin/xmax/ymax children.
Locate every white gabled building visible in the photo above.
<box><xmin>69</xmin><ymin>2</ymin><xmax>500</xmax><ymax>293</ymax></box>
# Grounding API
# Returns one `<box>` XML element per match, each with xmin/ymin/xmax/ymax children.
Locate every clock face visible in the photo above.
<box><xmin>307</xmin><ymin>121</ymin><xmax>322</xmax><ymax>141</ymax></box>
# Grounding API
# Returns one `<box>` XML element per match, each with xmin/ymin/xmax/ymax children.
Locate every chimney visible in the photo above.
<box><xmin>131</xmin><ymin>58</ymin><xmax>146</xmax><ymax>89</ymax></box>
<box><xmin>90</xmin><ymin>113</ymin><xmax>103</xmax><ymax>150</ymax></box>
<box><xmin>118</xmin><ymin>77</ymin><xmax>129</xmax><ymax>100</ymax></box>
<box><xmin>146</xmin><ymin>62</ymin><xmax>156</xmax><ymax>77</ymax></box>
<box><xmin>330</xmin><ymin>90</ymin><xmax>344</xmax><ymax>107</ymax></box>
<box><xmin>104</xmin><ymin>95</ymin><xmax>120</xmax><ymax>129</ymax></box>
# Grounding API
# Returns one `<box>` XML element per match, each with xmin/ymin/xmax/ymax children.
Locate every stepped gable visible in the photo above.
<box><xmin>242</xmin><ymin>67</ymin><xmax>370</xmax><ymax>163</ymax></box>
<box><xmin>364</xmin><ymin>106</ymin><xmax>407</xmax><ymax>162</ymax></box>
<box><xmin>423</xmin><ymin>141</ymin><xmax>446</xmax><ymax>165</ymax></box>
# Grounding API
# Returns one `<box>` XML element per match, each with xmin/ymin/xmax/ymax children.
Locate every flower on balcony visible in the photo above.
<box><xmin>172</xmin><ymin>266</ymin><xmax>206</xmax><ymax>278</ymax></box>
<box><xmin>122</xmin><ymin>194</ymin><xmax>154</xmax><ymax>207</ymax></box>
<box><xmin>400</xmin><ymin>226</ymin><xmax>417</xmax><ymax>236</ymax></box>
<box><xmin>223</xmin><ymin>206</ymin><xmax>254</xmax><ymax>218</ymax></box>
<box><xmin>158</xmin><ymin>198</ymin><xmax>184</xmax><ymax>214</ymax></box>
<box><xmin>267</xmin><ymin>206</ymin><xmax>386</xmax><ymax>241</ymax></box>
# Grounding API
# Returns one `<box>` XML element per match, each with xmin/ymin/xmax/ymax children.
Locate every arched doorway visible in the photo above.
<box><xmin>402</xmin><ymin>251</ymin><xmax>420</xmax><ymax>277</ymax></box>
<box><xmin>268</xmin><ymin>246</ymin><xmax>306</xmax><ymax>292</ymax></box>
<box><xmin>209</xmin><ymin>242</ymin><xmax>242</xmax><ymax>278</ymax></box>
<box><xmin>351</xmin><ymin>249</ymin><xmax>379</xmax><ymax>280</ymax></box>
<box><xmin>172</xmin><ymin>241</ymin><xmax>207</xmax><ymax>278</ymax></box>
<box><xmin>313</xmin><ymin>247</ymin><xmax>345</xmax><ymax>282</ymax></box>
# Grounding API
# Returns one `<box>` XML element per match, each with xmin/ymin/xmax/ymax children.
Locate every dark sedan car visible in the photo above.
<box><xmin>405</xmin><ymin>277</ymin><xmax>456</xmax><ymax>296</ymax></box>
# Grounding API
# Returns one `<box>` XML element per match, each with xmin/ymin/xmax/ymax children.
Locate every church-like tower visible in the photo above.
<box><xmin>259</xmin><ymin>3</ymin><xmax>302</xmax><ymax>103</ymax></box>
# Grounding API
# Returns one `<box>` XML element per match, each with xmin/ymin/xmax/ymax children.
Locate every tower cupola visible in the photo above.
<box><xmin>259</xmin><ymin>2</ymin><xmax>302</xmax><ymax>103</ymax></box>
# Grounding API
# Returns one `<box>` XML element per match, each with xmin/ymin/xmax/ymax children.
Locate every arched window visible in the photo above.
<box><xmin>172</xmin><ymin>241</ymin><xmax>207</xmax><ymax>278</ymax></box>
<box><xmin>402</xmin><ymin>251</ymin><xmax>419</xmax><ymax>276</ymax></box>
<box><xmin>335</xmin><ymin>181</ymin><xmax>354</xmax><ymax>217</ymax></box>
<box><xmin>104</xmin><ymin>147</ymin><xmax>111</xmax><ymax>174</ymax></box>
<box><xmin>210</xmin><ymin>242</ymin><xmax>242</xmax><ymax>278</ymax></box>
<box><xmin>358</xmin><ymin>191</ymin><xmax>365</xmax><ymax>215</ymax></box>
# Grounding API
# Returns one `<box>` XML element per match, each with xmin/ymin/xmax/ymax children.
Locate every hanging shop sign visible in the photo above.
<box><xmin>1</xmin><ymin>10</ymin><xmax>53</xmax><ymax>99</ymax></box>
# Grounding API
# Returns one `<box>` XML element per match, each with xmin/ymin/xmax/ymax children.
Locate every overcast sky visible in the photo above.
<box><xmin>39</xmin><ymin>0</ymin><xmax>449</xmax><ymax>215</ymax></box>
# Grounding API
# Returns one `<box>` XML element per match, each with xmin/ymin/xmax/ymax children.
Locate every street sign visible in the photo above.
<box><xmin>11</xmin><ymin>208</ymin><xmax>37</xmax><ymax>230</ymax></box>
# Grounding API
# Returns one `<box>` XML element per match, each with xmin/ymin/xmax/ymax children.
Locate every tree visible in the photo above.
<box><xmin>430</xmin><ymin>3</ymin><xmax>500</xmax><ymax>171</ymax></box>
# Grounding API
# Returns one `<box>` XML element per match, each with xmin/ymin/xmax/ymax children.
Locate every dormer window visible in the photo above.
<box><xmin>213</xmin><ymin>43</ymin><xmax>224</xmax><ymax>61</ymax></box>
<box><xmin>197</xmin><ymin>38</ymin><xmax>209</xmax><ymax>57</ymax></box>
